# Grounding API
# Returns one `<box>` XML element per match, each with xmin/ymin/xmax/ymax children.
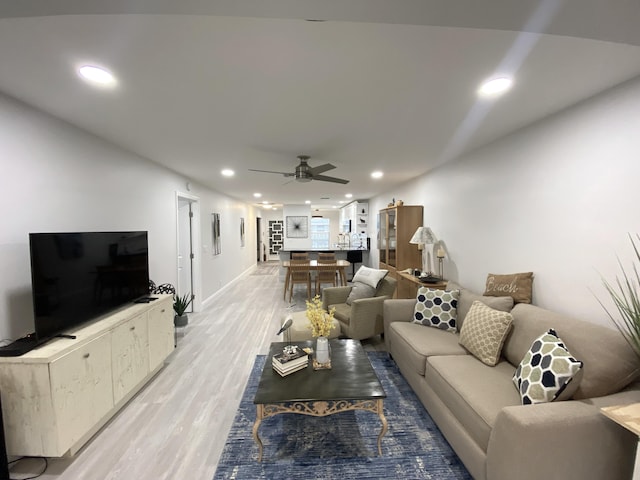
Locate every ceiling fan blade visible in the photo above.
<box><xmin>308</xmin><ymin>163</ymin><xmax>336</xmax><ymax>175</ymax></box>
<box><xmin>312</xmin><ymin>174</ymin><xmax>350</xmax><ymax>184</ymax></box>
<box><xmin>248</xmin><ymin>168</ymin><xmax>294</xmax><ymax>177</ymax></box>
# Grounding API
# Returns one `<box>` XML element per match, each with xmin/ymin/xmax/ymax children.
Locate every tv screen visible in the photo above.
<box><xmin>29</xmin><ymin>231</ymin><xmax>150</xmax><ymax>341</ymax></box>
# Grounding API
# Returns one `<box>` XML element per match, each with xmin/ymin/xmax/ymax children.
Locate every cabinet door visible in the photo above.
<box><xmin>50</xmin><ymin>332</ymin><xmax>114</xmax><ymax>456</ymax></box>
<box><xmin>148</xmin><ymin>300</ymin><xmax>175</xmax><ymax>371</ymax></box>
<box><xmin>388</xmin><ymin>209</ymin><xmax>397</xmax><ymax>268</ymax></box>
<box><xmin>379</xmin><ymin>212</ymin><xmax>387</xmax><ymax>264</ymax></box>
<box><xmin>111</xmin><ymin>313</ymin><xmax>149</xmax><ymax>404</ymax></box>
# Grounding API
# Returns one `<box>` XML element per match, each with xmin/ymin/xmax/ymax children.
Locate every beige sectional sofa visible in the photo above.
<box><xmin>383</xmin><ymin>283</ymin><xmax>640</xmax><ymax>480</ymax></box>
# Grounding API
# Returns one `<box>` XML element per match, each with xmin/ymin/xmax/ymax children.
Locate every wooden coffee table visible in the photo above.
<box><xmin>253</xmin><ymin>339</ymin><xmax>387</xmax><ymax>461</ymax></box>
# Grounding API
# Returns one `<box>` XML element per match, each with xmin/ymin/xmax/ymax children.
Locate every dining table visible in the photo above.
<box><xmin>282</xmin><ymin>259</ymin><xmax>350</xmax><ymax>300</ymax></box>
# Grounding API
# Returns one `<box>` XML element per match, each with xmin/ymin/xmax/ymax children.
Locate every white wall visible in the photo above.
<box><xmin>369</xmin><ymin>76</ymin><xmax>640</xmax><ymax>327</ymax></box>
<box><xmin>0</xmin><ymin>93</ymin><xmax>257</xmax><ymax>340</ymax></box>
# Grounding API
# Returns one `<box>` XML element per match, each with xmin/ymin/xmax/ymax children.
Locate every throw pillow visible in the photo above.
<box><xmin>484</xmin><ymin>272</ymin><xmax>534</xmax><ymax>304</ymax></box>
<box><xmin>513</xmin><ymin>329</ymin><xmax>584</xmax><ymax>405</ymax></box>
<box><xmin>412</xmin><ymin>288</ymin><xmax>459</xmax><ymax>332</ymax></box>
<box><xmin>352</xmin><ymin>266</ymin><xmax>388</xmax><ymax>289</ymax></box>
<box><xmin>458</xmin><ymin>301</ymin><xmax>513</xmax><ymax>366</ymax></box>
<box><xmin>346</xmin><ymin>281</ymin><xmax>377</xmax><ymax>306</ymax></box>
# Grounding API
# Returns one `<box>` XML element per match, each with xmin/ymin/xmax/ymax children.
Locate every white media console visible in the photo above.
<box><xmin>0</xmin><ymin>295</ymin><xmax>174</xmax><ymax>457</ymax></box>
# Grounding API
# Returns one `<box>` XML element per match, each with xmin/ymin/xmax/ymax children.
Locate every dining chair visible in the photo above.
<box><xmin>287</xmin><ymin>260</ymin><xmax>312</xmax><ymax>302</ymax></box>
<box><xmin>318</xmin><ymin>253</ymin><xmax>338</xmax><ymax>284</ymax></box>
<box><xmin>291</xmin><ymin>252</ymin><xmax>309</xmax><ymax>260</ymax></box>
<box><xmin>315</xmin><ymin>262</ymin><xmax>338</xmax><ymax>296</ymax></box>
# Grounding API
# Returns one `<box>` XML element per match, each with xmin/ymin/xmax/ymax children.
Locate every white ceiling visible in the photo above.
<box><xmin>1</xmin><ymin>1</ymin><xmax>640</xmax><ymax>210</ymax></box>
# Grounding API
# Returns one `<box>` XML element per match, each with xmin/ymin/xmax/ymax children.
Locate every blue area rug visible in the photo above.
<box><xmin>213</xmin><ymin>352</ymin><xmax>471</xmax><ymax>479</ymax></box>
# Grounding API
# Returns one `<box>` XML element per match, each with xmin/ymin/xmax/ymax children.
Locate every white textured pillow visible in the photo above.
<box><xmin>352</xmin><ymin>266</ymin><xmax>388</xmax><ymax>289</ymax></box>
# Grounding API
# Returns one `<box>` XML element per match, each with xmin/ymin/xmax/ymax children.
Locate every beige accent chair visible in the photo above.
<box><xmin>322</xmin><ymin>276</ymin><xmax>397</xmax><ymax>340</ymax></box>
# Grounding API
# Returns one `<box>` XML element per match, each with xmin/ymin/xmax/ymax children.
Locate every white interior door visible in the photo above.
<box><xmin>177</xmin><ymin>198</ymin><xmax>193</xmax><ymax>312</ymax></box>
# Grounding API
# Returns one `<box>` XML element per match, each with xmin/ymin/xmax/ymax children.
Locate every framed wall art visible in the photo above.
<box><xmin>212</xmin><ymin>213</ymin><xmax>221</xmax><ymax>255</ymax></box>
<box><xmin>286</xmin><ymin>216</ymin><xmax>308</xmax><ymax>238</ymax></box>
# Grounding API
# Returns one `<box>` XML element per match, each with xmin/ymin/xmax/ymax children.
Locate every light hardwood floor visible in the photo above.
<box><xmin>10</xmin><ymin>261</ymin><xmax>384</xmax><ymax>480</ymax></box>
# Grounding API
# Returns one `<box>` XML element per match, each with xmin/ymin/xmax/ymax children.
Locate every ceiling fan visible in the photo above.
<box><xmin>248</xmin><ymin>155</ymin><xmax>349</xmax><ymax>184</ymax></box>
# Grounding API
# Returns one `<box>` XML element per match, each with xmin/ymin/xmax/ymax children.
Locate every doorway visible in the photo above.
<box><xmin>176</xmin><ymin>192</ymin><xmax>201</xmax><ymax>312</ymax></box>
<box><xmin>256</xmin><ymin>217</ymin><xmax>263</xmax><ymax>262</ymax></box>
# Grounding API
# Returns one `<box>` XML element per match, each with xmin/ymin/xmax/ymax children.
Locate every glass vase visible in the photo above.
<box><xmin>313</xmin><ymin>336</ymin><xmax>332</xmax><ymax>370</ymax></box>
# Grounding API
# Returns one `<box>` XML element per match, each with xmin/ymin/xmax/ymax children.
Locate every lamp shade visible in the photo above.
<box><xmin>410</xmin><ymin>226</ymin><xmax>437</xmax><ymax>245</ymax></box>
<box><xmin>409</xmin><ymin>227</ymin><xmax>425</xmax><ymax>245</ymax></box>
<box><xmin>422</xmin><ymin>227</ymin><xmax>437</xmax><ymax>244</ymax></box>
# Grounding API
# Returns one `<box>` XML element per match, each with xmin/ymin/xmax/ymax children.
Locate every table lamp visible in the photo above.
<box><xmin>409</xmin><ymin>226</ymin><xmax>437</xmax><ymax>274</ymax></box>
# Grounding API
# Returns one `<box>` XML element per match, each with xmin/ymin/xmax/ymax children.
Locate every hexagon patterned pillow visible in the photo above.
<box><xmin>412</xmin><ymin>288</ymin><xmax>459</xmax><ymax>332</ymax></box>
<box><xmin>513</xmin><ymin>329</ymin><xmax>584</xmax><ymax>405</ymax></box>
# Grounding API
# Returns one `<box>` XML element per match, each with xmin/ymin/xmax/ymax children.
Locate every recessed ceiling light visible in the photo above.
<box><xmin>78</xmin><ymin>65</ymin><xmax>117</xmax><ymax>87</ymax></box>
<box><xmin>253</xmin><ymin>193</ymin><xmax>262</xmax><ymax>198</ymax></box>
<box><xmin>371</xmin><ymin>171</ymin><xmax>383</xmax><ymax>179</ymax></box>
<box><xmin>477</xmin><ymin>77</ymin><xmax>513</xmax><ymax>98</ymax></box>
<box><xmin>221</xmin><ymin>169</ymin><xmax>234</xmax><ymax>177</ymax></box>
<box><xmin>262</xmin><ymin>200</ymin><xmax>269</xmax><ymax>204</ymax></box>
<box><xmin>263</xmin><ymin>205</ymin><xmax>272</xmax><ymax>210</ymax></box>
<box><xmin>332</xmin><ymin>205</ymin><xmax>338</xmax><ymax>209</ymax></box>
<box><xmin>305</xmin><ymin>200</ymin><xmax>311</xmax><ymax>204</ymax></box>
<box><xmin>345</xmin><ymin>193</ymin><xmax>353</xmax><ymax>198</ymax></box>
<box><xmin>338</xmin><ymin>200</ymin><xmax>345</xmax><ymax>204</ymax></box>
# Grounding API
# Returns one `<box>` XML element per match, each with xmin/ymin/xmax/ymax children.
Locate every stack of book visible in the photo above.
<box><xmin>272</xmin><ymin>348</ymin><xmax>309</xmax><ymax>377</ymax></box>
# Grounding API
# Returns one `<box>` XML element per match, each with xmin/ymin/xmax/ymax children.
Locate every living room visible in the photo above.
<box><xmin>1</xmin><ymin>2</ymin><xmax>640</xmax><ymax>479</ymax></box>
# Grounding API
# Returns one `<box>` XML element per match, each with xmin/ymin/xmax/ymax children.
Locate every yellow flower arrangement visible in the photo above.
<box><xmin>306</xmin><ymin>295</ymin><xmax>336</xmax><ymax>338</ymax></box>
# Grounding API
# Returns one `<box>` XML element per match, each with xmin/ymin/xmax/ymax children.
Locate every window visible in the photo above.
<box><xmin>310</xmin><ymin>217</ymin><xmax>330</xmax><ymax>249</ymax></box>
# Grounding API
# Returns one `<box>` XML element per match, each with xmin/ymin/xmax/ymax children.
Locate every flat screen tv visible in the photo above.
<box><xmin>29</xmin><ymin>231</ymin><xmax>150</xmax><ymax>341</ymax></box>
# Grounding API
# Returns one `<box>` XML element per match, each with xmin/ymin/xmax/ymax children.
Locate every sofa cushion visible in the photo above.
<box><xmin>513</xmin><ymin>329</ymin><xmax>584</xmax><ymax>404</ymax></box>
<box><xmin>459</xmin><ymin>301</ymin><xmax>513</xmax><ymax>367</ymax></box>
<box><xmin>346</xmin><ymin>281</ymin><xmax>376</xmax><ymax>305</ymax></box>
<box><xmin>388</xmin><ymin>322</ymin><xmax>466</xmax><ymax>376</ymax></box>
<box><xmin>484</xmin><ymin>272</ymin><xmax>534</xmax><ymax>304</ymax></box>
<box><xmin>447</xmin><ymin>281</ymin><xmax>514</xmax><ymax>330</ymax></box>
<box><xmin>412</xmin><ymin>288</ymin><xmax>459</xmax><ymax>332</ymax></box>
<box><xmin>352</xmin><ymin>266</ymin><xmax>388</xmax><ymax>289</ymax></box>
<box><xmin>503</xmin><ymin>303</ymin><xmax>640</xmax><ymax>399</ymax></box>
<box><xmin>425</xmin><ymin>355</ymin><xmax>521</xmax><ymax>452</ymax></box>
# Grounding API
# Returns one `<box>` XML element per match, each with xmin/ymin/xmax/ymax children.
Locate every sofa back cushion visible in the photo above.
<box><xmin>503</xmin><ymin>303</ymin><xmax>640</xmax><ymax>399</ymax></box>
<box><xmin>447</xmin><ymin>281</ymin><xmax>514</xmax><ymax>330</ymax></box>
<box><xmin>375</xmin><ymin>276</ymin><xmax>397</xmax><ymax>298</ymax></box>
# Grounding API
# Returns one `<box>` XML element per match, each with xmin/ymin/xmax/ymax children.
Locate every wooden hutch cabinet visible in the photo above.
<box><xmin>378</xmin><ymin>205</ymin><xmax>423</xmax><ymax>297</ymax></box>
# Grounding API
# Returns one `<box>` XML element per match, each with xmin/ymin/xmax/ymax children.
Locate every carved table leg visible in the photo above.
<box><xmin>253</xmin><ymin>404</ymin><xmax>264</xmax><ymax>461</ymax></box>
<box><xmin>377</xmin><ymin>399</ymin><xmax>388</xmax><ymax>456</ymax></box>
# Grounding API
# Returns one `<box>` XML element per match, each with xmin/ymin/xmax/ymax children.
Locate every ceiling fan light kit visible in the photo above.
<box><xmin>249</xmin><ymin>155</ymin><xmax>349</xmax><ymax>184</ymax></box>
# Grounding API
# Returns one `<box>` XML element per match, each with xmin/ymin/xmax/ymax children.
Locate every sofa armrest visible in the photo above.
<box><xmin>487</xmin><ymin>390</ymin><xmax>640</xmax><ymax>480</ymax></box>
<box><xmin>322</xmin><ymin>286</ymin><xmax>352</xmax><ymax>310</ymax></box>
<box><xmin>383</xmin><ymin>299</ymin><xmax>417</xmax><ymax>351</ymax></box>
<box><xmin>345</xmin><ymin>296</ymin><xmax>389</xmax><ymax>340</ymax></box>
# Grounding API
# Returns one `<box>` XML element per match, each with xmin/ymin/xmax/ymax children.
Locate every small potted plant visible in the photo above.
<box><xmin>173</xmin><ymin>292</ymin><xmax>193</xmax><ymax>327</ymax></box>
